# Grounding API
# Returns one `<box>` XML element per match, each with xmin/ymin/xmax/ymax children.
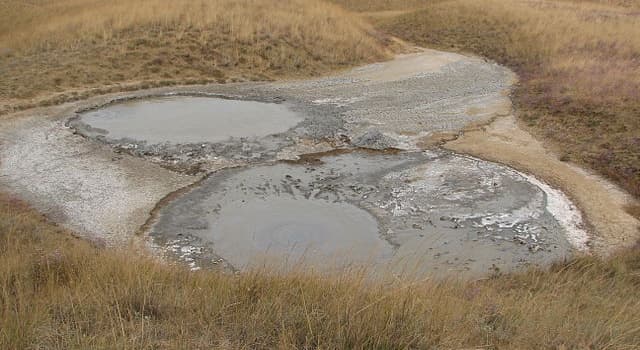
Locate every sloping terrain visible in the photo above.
<box><xmin>0</xmin><ymin>0</ymin><xmax>389</xmax><ymax>113</ymax></box>
<box><xmin>2</xmin><ymin>194</ymin><xmax>640</xmax><ymax>349</ymax></box>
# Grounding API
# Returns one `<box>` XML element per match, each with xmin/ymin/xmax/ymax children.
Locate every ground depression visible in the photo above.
<box><xmin>150</xmin><ymin>150</ymin><xmax>584</xmax><ymax>276</ymax></box>
<box><xmin>0</xmin><ymin>49</ymin><xmax>597</xmax><ymax>276</ymax></box>
<box><xmin>73</xmin><ymin>96</ymin><xmax>303</xmax><ymax>145</ymax></box>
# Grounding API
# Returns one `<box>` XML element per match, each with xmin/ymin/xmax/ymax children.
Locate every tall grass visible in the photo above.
<box><xmin>0</xmin><ymin>0</ymin><xmax>383</xmax><ymax>54</ymax></box>
<box><xmin>0</xmin><ymin>0</ymin><xmax>389</xmax><ymax>105</ymax></box>
<box><xmin>2</xmin><ymin>195</ymin><xmax>640</xmax><ymax>349</ymax></box>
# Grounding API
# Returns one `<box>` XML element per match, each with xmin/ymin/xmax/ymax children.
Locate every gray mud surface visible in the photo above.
<box><xmin>66</xmin><ymin>51</ymin><xmax>514</xmax><ymax>173</ymax></box>
<box><xmin>151</xmin><ymin>150</ymin><xmax>573</xmax><ymax>276</ymax></box>
<box><xmin>72</xmin><ymin>96</ymin><xmax>303</xmax><ymax>145</ymax></box>
<box><xmin>0</xmin><ymin>50</ymin><xmax>589</xmax><ymax>276</ymax></box>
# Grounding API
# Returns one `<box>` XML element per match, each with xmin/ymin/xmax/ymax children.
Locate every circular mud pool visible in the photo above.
<box><xmin>204</xmin><ymin>196</ymin><xmax>391</xmax><ymax>267</ymax></box>
<box><xmin>73</xmin><ymin>96</ymin><xmax>304</xmax><ymax>145</ymax></box>
<box><xmin>150</xmin><ymin>150</ymin><xmax>586</xmax><ymax>276</ymax></box>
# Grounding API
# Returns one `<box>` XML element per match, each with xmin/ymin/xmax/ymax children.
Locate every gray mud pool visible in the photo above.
<box><xmin>55</xmin><ymin>52</ymin><xmax>589</xmax><ymax>277</ymax></box>
<box><xmin>151</xmin><ymin>150</ymin><xmax>584</xmax><ymax>276</ymax></box>
<box><xmin>74</xmin><ymin>96</ymin><xmax>303</xmax><ymax>144</ymax></box>
<box><xmin>0</xmin><ymin>51</ymin><xmax>597</xmax><ymax>278</ymax></box>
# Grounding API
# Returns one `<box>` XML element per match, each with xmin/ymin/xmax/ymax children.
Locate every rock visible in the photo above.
<box><xmin>352</xmin><ymin>130</ymin><xmax>397</xmax><ymax>150</ymax></box>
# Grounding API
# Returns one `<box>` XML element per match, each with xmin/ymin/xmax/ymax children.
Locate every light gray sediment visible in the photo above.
<box><xmin>66</xmin><ymin>50</ymin><xmax>514</xmax><ymax>172</ymax></box>
<box><xmin>74</xmin><ymin>96</ymin><xmax>304</xmax><ymax>145</ymax></box>
<box><xmin>0</xmin><ymin>108</ymin><xmax>196</xmax><ymax>245</ymax></box>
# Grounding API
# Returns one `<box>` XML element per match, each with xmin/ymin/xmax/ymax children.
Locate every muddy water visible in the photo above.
<box><xmin>151</xmin><ymin>150</ymin><xmax>578</xmax><ymax>276</ymax></box>
<box><xmin>208</xmin><ymin>197</ymin><xmax>390</xmax><ymax>268</ymax></box>
<box><xmin>76</xmin><ymin>96</ymin><xmax>303</xmax><ymax>144</ymax></box>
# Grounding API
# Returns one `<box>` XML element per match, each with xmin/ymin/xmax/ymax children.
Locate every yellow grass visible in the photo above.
<box><xmin>0</xmin><ymin>0</ymin><xmax>389</xmax><ymax>112</ymax></box>
<box><xmin>327</xmin><ymin>0</ymin><xmax>429</xmax><ymax>11</ymax></box>
<box><xmin>2</xmin><ymin>195</ymin><xmax>640</xmax><ymax>349</ymax></box>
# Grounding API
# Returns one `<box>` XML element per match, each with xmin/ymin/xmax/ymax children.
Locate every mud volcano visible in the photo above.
<box><xmin>74</xmin><ymin>96</ymin><xmax>304</xmax><ymax>144</ymax></box>
<box><xmin>151</xmin><ymin>150</ymin><xmax>585</xmax><ymax>275</ymax></box>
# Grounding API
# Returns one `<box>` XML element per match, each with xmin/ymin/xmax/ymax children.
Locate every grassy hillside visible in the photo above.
<box><xmin>0</xmin><ymin>0</ymin><xmax>389</xmax><ymax>113</ymax></box>
<box><xmin>2</xmin><ymin>195</ymin><xmax>640</xmax><ymax>349</ymax></box>
<box><xmin>364</xmin><ymin>0</ymin><xmax>640</xmax><ymax>201</ymax></box>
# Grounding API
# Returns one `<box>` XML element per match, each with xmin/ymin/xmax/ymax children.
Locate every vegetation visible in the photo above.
<box><xmin>2</xmin><ymin>195</ymin><xmax>639</xmax><ymax>349</ymax></box>
<box><xmin>362</xmin><ymin>0</ymin><xmax>640</xmax><ymax>200</ymax></box>
<box><xmin>1</xmin><ymin>0</ymin><xmax>640</xmax><ymax>348</ymax></box>
<box><xmin>0</xmin><ymin>0</ymin><xmax>389</xmax><ymax>113</ymax></box>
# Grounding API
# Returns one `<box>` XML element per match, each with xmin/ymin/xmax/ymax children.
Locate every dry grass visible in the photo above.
<box><xmin>327</xmin><ymin>0</ymin><xmax>430</xmax><ymax>11</ymax></box>
<box><xmin>364</xmin><ymin>0</ymin><xmax>640</xmax><ymax>199</ymax></box>
<box><xmin>0</xmin><ymin>0</ymin><xmax>389</xmax><ymax>113</ymax></box>
<box><xmin>2</xmin><ymin>195</ymin><xmax>640</xmax><ymax>349</ymax></box>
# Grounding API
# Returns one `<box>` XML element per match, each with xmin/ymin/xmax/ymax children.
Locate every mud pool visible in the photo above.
<box><xmin>73</xmin><ymin>96</ymin><xmax>304</xmax><ymax>145</ymax></box>
<box><xmin>151</xmin><ymin>150</ymin><xmax>584</xmax><ymax>276</ymax></box>
<box><xmin>1</xmin><ymin>50</ymin><xmax>600</xmax><ymax>277</ymax></box>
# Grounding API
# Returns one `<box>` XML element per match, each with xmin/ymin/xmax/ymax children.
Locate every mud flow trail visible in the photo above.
<box><xmin>2</xmin><ymin>49</ymin><xmax>633</xmax><ymax>276</ymax></box>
